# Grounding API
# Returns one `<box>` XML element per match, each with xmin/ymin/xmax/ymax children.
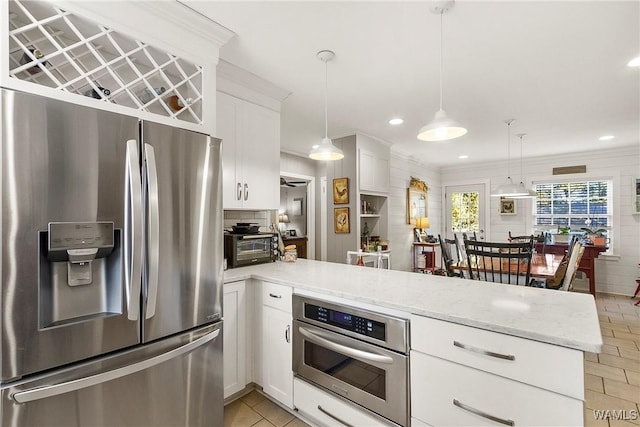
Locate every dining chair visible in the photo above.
<box><xmin>438</xmin><ymin>235</ymin><xmax>463</xmax><ymax>278</ymax></box>
<box><xmin>558</xmin><ymin>241</ymin><xmax>585</xmax><ymax>291</ymax></box>
<box><xmin>463</xmin><ymin>239</ymin><xmax>534</xmax><ymax>286</ymax></box>
<box><xmin>508</xmin><ymin>232</ymin><xmax>535</xmax><ymax>244</ymax></box>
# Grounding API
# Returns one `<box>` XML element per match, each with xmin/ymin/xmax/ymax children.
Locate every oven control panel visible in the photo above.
<box><xmin>304</xmin><ymin>303</ymin><xmax>385</xmax><ymax>341</ymax></box>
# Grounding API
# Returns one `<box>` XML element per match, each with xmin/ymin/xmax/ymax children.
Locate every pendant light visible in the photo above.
<box><xmin>417</xmin><ymin>0</ymin><xmax>467</xmax><ymax>142</ymax></box>
<box><xmin>511</xmin><ymin>133</ymin><xmax>537</xmax><ymax>199</ymax></box>
<box><xmin>491</xmin><ymin>119</ymin><xmax>528</xmax><ymax>197</ymax></box>
<box><xmin>309</xmin><ymin>50</ymin><xmax>344</xmax><ymax>161</ymax></box>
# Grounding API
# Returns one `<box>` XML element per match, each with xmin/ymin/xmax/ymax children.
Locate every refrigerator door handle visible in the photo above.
<box><xmin>125</xmin><ymin>139</ymin><xmax>143</xmax><ymax>321</ymax></box>
<box><xmin>11</xmin><ymin>329</ymin><xmax>220</xmax><ymax>404</ymax></box>
<box><xmin>144</xmin><ymin>143</ymin><xmax>160</xmax><ymax>319</ymax></box>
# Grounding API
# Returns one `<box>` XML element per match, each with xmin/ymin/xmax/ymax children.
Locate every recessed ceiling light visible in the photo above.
<box><xmin>628</xmin><ymin>57</ymin><xmax>640</xmax><ymax>67</ymax></box>
<box><xmin>599</xmin><ymin>135</ymin><xmax>615</xmax><ymax>141</ymax></box>
<box><xmin>458</xmin><ymin>155</ymin><xmax>468</xmax><ymax>159</ymax></box>
<box><xmin>389</xmin><ymin>117</ymin><xmax>404</xmax><ymax>125</ymax></box>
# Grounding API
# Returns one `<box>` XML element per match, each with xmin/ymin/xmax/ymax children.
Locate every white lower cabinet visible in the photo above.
<box><xmin>223</xmin><ymin>280</ymin><xmax>247</xmax><ymax>399</ymax></box>
<box><xmin>260</xmin><ymin>281</ymin><xmax>294</xmax><ymax>408</ymax></box>
<box><xmin>410</xmin><ymin>315</ymin><xmax>584</xmax><ymax>427</ymax></box>
<box><xmin>294</xmin><ymin>378</ymin><xmax>394</xmax><ymax>427</ymax></box>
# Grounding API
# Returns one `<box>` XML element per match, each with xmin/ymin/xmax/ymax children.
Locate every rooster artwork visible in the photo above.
<box><xmin>333</xmin><ymin>178</ymin><xmax>349</xmax><ymax>204</ymax></box>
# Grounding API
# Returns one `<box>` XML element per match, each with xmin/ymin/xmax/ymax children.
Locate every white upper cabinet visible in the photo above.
<box><xmin>359</xmin><ymin>148</ymin><xmax>390</xmax><ymax>194</ymax></box>
<box><xmin>217</xmin><ymin>91</ymin><xmax>280</xmax><ymax>210</ymax></box>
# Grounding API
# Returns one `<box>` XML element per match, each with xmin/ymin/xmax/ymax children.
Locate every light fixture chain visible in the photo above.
<box><xmin>507</xmin><ymin>121</ymin><xmax>511</xmax><ymax>178</ymax></box>
<box><xmin>324</xmin><ymin>58</ymin><xmax>328</xmax><ymax>139</ymax></box>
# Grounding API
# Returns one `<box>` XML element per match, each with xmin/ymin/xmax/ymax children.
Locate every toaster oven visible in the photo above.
<box><xmin>224</xmin><ymin>233</ymin><xmax>278</xmax><ymax>268</ymax></box>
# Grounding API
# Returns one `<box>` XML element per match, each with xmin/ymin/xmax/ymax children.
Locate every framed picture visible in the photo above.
<box><xmin>292</xmin><ymin>197</ymin><xmax>303</xmax><ymax>216</ymax></box>
<box><xmin>406</xmin><ymin>177</ymin><xmax>428</xmax><ymax>224</ymax></box>
<box><xmin>333</xmin><ymin>178</ymin><xmax>349</xmax><ymax>204</ymax></box>
<box><xmin>499</xmin><ymin>197</ymin><xmax>516</xmax><ymax>215</ymax></box>
<box><xmin>334</xmin><ymin>207</ymin><xmax>350</xmax><ymax>233</ymax></box>
<box><xmin>289</xmin><ymin>229</ymin><xmax>297</xmax><ymax>237</ymax></box>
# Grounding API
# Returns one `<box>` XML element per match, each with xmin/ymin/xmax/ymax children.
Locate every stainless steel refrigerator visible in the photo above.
<box><xmin>0</xmin><ymin>89</ymin><xmax>223</xmax><ymax>426</ymax></box>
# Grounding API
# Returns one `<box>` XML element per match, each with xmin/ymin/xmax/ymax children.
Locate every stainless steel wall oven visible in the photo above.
<box><xmin>292</xmin><ymin>295</ymin><xmax>409</xmax><ymax>426</ymax></box>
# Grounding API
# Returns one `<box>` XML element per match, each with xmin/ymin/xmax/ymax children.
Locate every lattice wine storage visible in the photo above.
<box><xmin>7</xmin><ymin>0</ymin><xmax>203</xmax><ymax>124</ymax></box>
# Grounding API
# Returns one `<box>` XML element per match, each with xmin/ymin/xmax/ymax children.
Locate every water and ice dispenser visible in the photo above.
<box><xmin>39</xmin><ymin>222</ymin><xmax>122</xmax><ymax>328</ymax></box>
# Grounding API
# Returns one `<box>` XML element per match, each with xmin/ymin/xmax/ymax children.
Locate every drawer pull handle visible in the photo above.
<box><xmin>269</xmin><ymin>293</ymin><xmax>282</xmax><ymax>299</ymax></box>
<box><xmin>317</xmin><ymin>405</ymin><xmax>354</xmax><ymax>427</ymax></box>
<box><xmin>453</xmin><ymin>399</ymin><xmax>514</xmax><ymax>426</ymax></box>
<box><xmin>453</xmin><ymin>341</ymin><xmax>515</xmax><ymax>361</ymax></box>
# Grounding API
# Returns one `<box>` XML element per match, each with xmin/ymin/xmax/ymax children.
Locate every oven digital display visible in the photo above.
<box><xmin>304</xmin><ymin>303</ymin><xmax>386</xmax><ymax>341</ymax></box>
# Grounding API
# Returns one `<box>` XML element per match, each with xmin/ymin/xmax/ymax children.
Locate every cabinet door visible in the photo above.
<box><xmin>223</xmin><ymin>281</ymin><xmax>247</xmax><ymax>398</ymax></box>
<box><xmin>217</xmin><ymin>92</ymin><xmax>243</xmax><ymax>209</ymax></box>
<box><xmin>261</xmin><ymin>306</ymin><xmax>293</xmax><ymax>408</ymax></box>
<box><xmin>359</xmin><ymin>149</ymin><xmax>390</xmax><ymax>193</ymax></box>
<box><xmin>241</xmin><ymin>101</ymin><xmax>280</xmax><ymax>210</ymax></box>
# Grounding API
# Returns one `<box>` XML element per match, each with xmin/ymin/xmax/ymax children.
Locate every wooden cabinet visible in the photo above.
<box><xmin>283</xmin><ymin>237</ymin><xmax>307</xmax><ymax>259</ymax></box>
<box><xmin>217</xmin><ymin>91</ymin><xmax>280</xmax><ymax>210</ymax></box>
<box><xmin>260</xmin><ymin>281</ymin><xmax>293</xmax><ymax>408</ymax></box>
<box><xmin>410</xmin><ymin>315</ymin><xmax>584</xmax><ymax>427</ymax></box>
<box><xmin>223</xmin><ymin>281</ymin><xmax>248</xmax><ymax>399</ymax></box>
<box><xmin>413</xmin><ymin>242</ymin><xmax>438</xmax><ymax>273</ymax></box>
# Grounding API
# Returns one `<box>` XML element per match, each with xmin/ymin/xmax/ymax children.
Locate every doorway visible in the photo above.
<box><xmin>444</xmin><ymin>183</ymin><xmax>488</xmax><ymax>241</ymax></box>
<box><xmin>280</xmin><ymin>172</ymin><xmax>315</xmax><ymax>259</ymax></box>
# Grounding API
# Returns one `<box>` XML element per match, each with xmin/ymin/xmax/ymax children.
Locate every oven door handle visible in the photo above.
<box><xmin>298</xmin><ymin>326</ymin><xmax>394</xmax><ymax>365</ymax></box>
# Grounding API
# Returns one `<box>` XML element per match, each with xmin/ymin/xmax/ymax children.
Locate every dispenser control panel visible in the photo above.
<box><xmin>48</xmin><ymin>222</ymin><xmax>114</xmax><ymax>251</ymax></box>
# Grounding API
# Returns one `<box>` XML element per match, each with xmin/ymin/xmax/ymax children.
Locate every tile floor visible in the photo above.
<box><xmin>224</xmin><ymin>292</ymin><xmax>640</xmax><ymax>427</ymax></box>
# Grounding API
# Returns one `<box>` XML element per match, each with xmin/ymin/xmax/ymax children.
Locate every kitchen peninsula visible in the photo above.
<box><xmin>224</xmin><ymin>259</ymin><xmax>602</xmax><ymax>427</ymax></box>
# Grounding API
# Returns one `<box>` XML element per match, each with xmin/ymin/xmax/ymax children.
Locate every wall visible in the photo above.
<box><xmin>440</xmin><ymin>146</ymin><xmax>640</xmax><ymax>296</ymax></box>
<box><xmin>388</xmin><ymin>153</ymin><xmax>443</xmax><ymax>272</ymax></box>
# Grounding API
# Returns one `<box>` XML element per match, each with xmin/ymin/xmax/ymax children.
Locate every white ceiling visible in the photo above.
<box><xmin>184</xmin><ymin>1</ymin><xmax>639</xmax><ymax>167</ymax></box>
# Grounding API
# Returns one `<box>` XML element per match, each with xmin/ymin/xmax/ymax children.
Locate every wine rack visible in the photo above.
<box><xmin>7</xmin><ymin>0</ymin><xmax>203</xmax><ymax>125</ymax></box>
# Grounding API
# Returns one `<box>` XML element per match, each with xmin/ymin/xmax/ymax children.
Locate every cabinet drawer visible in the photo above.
<box><xmin>293</xmin><ymin>378</ymin><xmax>395</xmax><ymax>427</ymax></box>
<box><xmin>410</xmin><ymin>316</ymin><xmax>583</xmax><ymax>399</ymax></box>
<box><xmin>411</xmin><ymin>352</ymin><xmax>583</xmax><ymax>427</ymax></box>
<box><xmin>261</xmin><ymin>281</ymin><xmax>292</xmax><ymax>312</ymax></box>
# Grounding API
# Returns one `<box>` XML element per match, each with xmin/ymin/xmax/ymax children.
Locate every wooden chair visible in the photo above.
<box><xmin>558</xmin><ymin>241</ymin><xmax>585</xmax><ymax>291</ymax></box>
<box><xmin>464</xmin><ymin>239</ymin><xmax>534</xmax><ymax>286</ymax></box>
<box><xmin>438</xmin><ymin>235</ymin><xmax>463</xmax><ymax>278</ymax></box>
<box><xmin>508</xmin><ymin>232</ymin><xmax>535</xmax><ymax>245</ymax></box>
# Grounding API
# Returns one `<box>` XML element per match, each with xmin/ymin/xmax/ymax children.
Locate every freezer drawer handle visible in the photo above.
<box><xmin>453</xmin><ymin>341</ymin><xmax>515</xmax><ymax>361</ymax></box>
<box><xmin>317</xmin><ymin>405</ymin><xmax>354</xmax><ymax>427</ymax></box>
<box><xmin>11</xmin><ymin>329</ymin><xmax>220</xmax><ymax>404</ymax></box>
<box><xmin>298</xmin><ymin>326</ymin><xmax>393</xmax><ymax>365</ymax></box>
<box><xmin>453</xmin><ymin>399</ymin><xmax>514</xmax><ymax>426</ymax></box>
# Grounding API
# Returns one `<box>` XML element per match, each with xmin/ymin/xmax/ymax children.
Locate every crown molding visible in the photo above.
<box><xmin>217</xmin><ymin>59</ymin><xmax>291</xmax><ymax>104</ymax></box>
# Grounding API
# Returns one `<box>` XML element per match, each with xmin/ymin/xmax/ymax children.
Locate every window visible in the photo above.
<box><xmin>451</xmin><ymin>191</ymin><xmax>479</xmax><ymax>232</ymax></box>
<box><xmin>534</xmin><ymin>180</ymin><xmax>611</xmax><ymax>228</ymax></box>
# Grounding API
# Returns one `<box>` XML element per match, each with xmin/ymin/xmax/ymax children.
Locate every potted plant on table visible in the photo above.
<box><xmin>580</xmin><ymin>227</ymin><xmax>607</xmax><ymax>246</ymax></box>
<box><xmin>552</xmin><ymin>226</ymin><xmax>571</xmax><ymax>244</ymax></box>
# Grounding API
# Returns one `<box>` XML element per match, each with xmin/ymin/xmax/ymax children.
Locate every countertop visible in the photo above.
<box><xmin>224</xmin><ymin>259</ymin><xmax>602</xmax><ymax>353</ymax></box>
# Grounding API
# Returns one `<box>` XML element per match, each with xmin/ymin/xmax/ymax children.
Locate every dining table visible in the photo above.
<box><xmin>450</xmin><ymin>253</ymin><xmax>565</xmax><ymax>280</ymax></box>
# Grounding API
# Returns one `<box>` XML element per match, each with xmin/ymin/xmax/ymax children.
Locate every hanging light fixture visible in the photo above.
<box><xmin>491</xmin><ymin>119</ymin><xmax>528</xmax><ymax>197</ymax></box>
<box><xmin>309</xmin><ymin>50</ymin><xmax>344</xmax><ymax>161</ymax></box>
<box><xmin>511</xmin><ymin>133</ymin><xmax>537</xmax><ymax>199</ymax></box>
<box><xmin>417</xmin><ymin>0</ymin><xmax>467</xmax><ymax>142</ymax></box>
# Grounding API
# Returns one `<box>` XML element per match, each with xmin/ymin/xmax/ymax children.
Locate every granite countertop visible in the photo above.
<box><xmin>224</xmin><ymin>259</ymin><xmax>602</xmax><ymax>353</ymax></box>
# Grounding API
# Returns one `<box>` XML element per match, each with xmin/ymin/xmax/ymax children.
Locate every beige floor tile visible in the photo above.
<box><xmin>585</xmin><ymin>389</ymin><xmax>638</xmax><ymax>412</ymax></box>
<box><xmin>610</xmin><ymin>420</ymin><xmax>640</xmax><ymax>427</ymax></box>
<box><xmin>585</xmin><ymin>408</ymin><xmax>611</xmax><ymax>427</ymax></box>
<box><xmin>224</xmin><ymin>400</ymin><xmax>263</xmax><ymax>427</ymax></box>
<box><xmin>602</xmin><ymin>328</ymin><xmax>615</xmax><ymax>337</ymax></box>
<box><xmin>600</xmin><ymin>315</ymin><xmax>612</xmax><ymax>322</ymax></box>
<box><xmin>252</xmin><ymin>420</ymin><xmax>276</xmax><ymax>427</ymax></box>
<box><xmin>241</xmin><ymin>390</ymin><xmax>267</xmax><ymax>408</ymax></box>
<box><xmin>602</xmin><ymin>344</ymin><xmax>621</xmax><ymax>356</ymax></box>
<box><xmin>586</xmin><ymin>360</ymin><xmax>629</xmax><ymax>382</ymax></box>
<box><xmin>630</xmin><ymin>326</ymin><xmax>640</xmax><ymax>335</ymax></box>
<box><xmin>599</xmin><ymin>354</ymin><xmax>640</xmax><ymax>373</ymax></box>
<box><xmin>605</xmin><ymin>304</ymin><xmax>623</xmax><ymax>313</ymax></box>
<box><xmin>626</xmin><ymin>370</ymin><xmax>640</xmax><ymax>386</ymax></box>
<box><xmin>285</xmin><ymin>418</ymin><xmax>312</xmax><ymax>427</ymax></box>
<box><xmin>253</xmin><ymin>399</ymin><xmax>295</xmax><ymax>427</ymax></box>
<box><xmin>621</xmin><ymin>314</ymin><xmax>640</xmax><ymax>324</ymax></box>
<box><xmin>603</xmin><ymin>336</ymin><xmax>639</xmax><ymax>350</ymax></box>
<box><xmin>586</xmin><ymin>374</ymin><xmax>605</xmax><ymax>393</ymax></box>
<box><xmin>586</xmin><ymin>352</ymin><xmax>600</xmax><ymax>362</ymax></box>
<box><xmin>603</xmin><ymin>379</ymin><xmax>640</xmax><ymax>404</ymax></box>
<box><xmin>614</xmin><ymin>331</ymin><xmax>640</xmax><ymax>343</ymax></box>
<box><xmin>606</xmin><ymin>322</ymin><xmax>633</xmax><ymax>333</ymax></box>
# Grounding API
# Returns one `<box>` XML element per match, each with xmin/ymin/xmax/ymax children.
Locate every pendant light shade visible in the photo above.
<box><xmin>417</xmin><ymin>1</ymin><xmax>467</xmax><ymax>142</ymax></box>
<box><xmin>491</xmin><ymin>119</ymin><xmax>528</xmax><ymax>197</ymax></box>
<box><xmin>511</xmin><ymin>133</ymin><xmax>537</xmax><ymax>199</ymax></box>
<box><xmin>309</xmin><ymin>50</ymin><xmax>344</xmax><ymax>161</ymax></box>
